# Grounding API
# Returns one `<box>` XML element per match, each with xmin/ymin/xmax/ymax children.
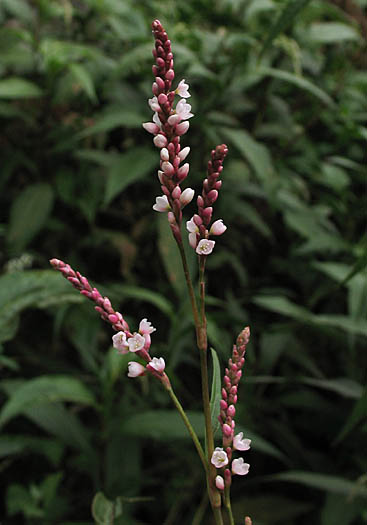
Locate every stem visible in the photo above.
<box><xmin>224</xmin><ymin>486</ymin><xmax>235</xmax><ymax>525</ymax></box>
<box><xmin>176</xmin><ymin>239</ymin><xmax>200</xmax><ymax>328</ymax></box>
<box><xmin>166</xmin><ymin>385</ymin><xmax>208</xmax><ymax>474</ymax></box>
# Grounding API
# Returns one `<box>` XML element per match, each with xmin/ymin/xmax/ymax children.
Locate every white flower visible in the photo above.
<box><xmin>157</xmin><ymin>170</ymin><xmax>164</xmax><ymax>184</ymax></box>
<box><xmin>178</xmin><ymin>147</ymin><xmax>190</xmax><ymax>162</ymax></box>
<box><xmin>215</xmin><ymin>475</ymin><xmax>225</xmax><ymax>490</ymax></box>
<box><xmin>196</xmin><ymin>239</ymin><xmax>215</xmax><ymax>255</ymax></box>
<box><xmin>160</xmin><ymin>148</ymin><xmax>169</xmax><ymax>161</ymax></box>
<box><xmin>152</xmin><ymin>112</ymin><xmax>162</xmax><ymax>128</ymax></box>
<box><xmin>139</xmin><ymin>318</ymin><xmax>156</xmax><ymax>335</ymax></box>
<box><xmin>127</xmin><ymin>361</ymin><xmax>145</xmax><ymax>377</ymax></box>
<box><xmin>112</xmin><ymin>331</ymin><xmax>129</xmax><ymax>354</ymax></box>
<box><xmin>189</xmin><ymin>232</ymin><xmax>198</xmax><ymax>249</ymax></box>
<box><xmin>231</xmin><ymin>458</ymin><xmax>250</xmax><ymax>476</ymax></box>
<box><xmin>153</xmin><ymin>134</ymin><xmax>167</xmax><ymax>148</ymax></box>
<box><xmin>176</xmin><ymin>79</ymin><xmax>191</xmax><ymax>98</ymax></box>
<box><xmin>153</xmin><ymin>195</ymin><xmax>171</xmax><ymax>212</ymax></box>
<box><xmin>175</xmin><ymin>121</ymin><xmax>189</xmax><ymax>136</ymax></box>
<box><xmin>148</xmin><ymin>96</ymin><xmax>160</xmax><ymax>112</ymax></box>
<box><xmin>210</xmin><ymin>219</ymin><xmax>227</xmax><ymax>236</ymax></box>
<box><xmin>148</xmin><ymin>357</ymin><xmax>165</xmax><ymax>373</ymax></box>
<box><xmin>127</xmin><ymin>333</ymin><xmax>146</xmax><ymax>352</ymax></box>
<box><xmin>180</xmin><ymin>187</ymin><xmax>194</xmax><ymax>206</ymax></box>
<box><xmin>175</xmin><ymin>99</ymin><xmax>193</xmax><ymax>120</ymax></box>
<box><xmin>142</xmin><ymin>122</ymin><xmax>159</xmax><ymax>134</ymax></box>
<box><xmin>233</xmin><ymin>432</ymin><xmax>251</xmax><ymax>451</ymax></box>
<box><xmin>186</xmin><ymin>217</ymin><xmax>199</xmax><ymax>233</ymax></box>
<box><xmin>211</xmin><ymin>447</ymin><xmax>229</xmax><ymax>468</ymax></box>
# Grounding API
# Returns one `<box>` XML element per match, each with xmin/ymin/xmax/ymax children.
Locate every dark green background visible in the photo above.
<box><xmin>0</xmin><ymin>0</ymin><xmax>366</xmax><ymax>523</ymax></box>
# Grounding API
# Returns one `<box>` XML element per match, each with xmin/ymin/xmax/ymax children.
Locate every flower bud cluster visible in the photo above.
<box><xmin>211</xmin><ymin>327</ymin><xmax>251</xmax><ymax>488</ymax></box>
<box><xmin>143</xmin><ymin>20</ymin><xmax>194</xmax><ymax>241</ymax></box>
<box><xmin>186</xmin><ymin>144</ymin><xmax>228</xmax><ymax>255</ymax></box>
<box><xmin>50</xmin><ymin>258</ymin><xmax>168</xmax><ymax>386</ymax></box>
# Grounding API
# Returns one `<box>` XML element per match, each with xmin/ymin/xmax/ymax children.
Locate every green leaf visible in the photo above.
<box><xmin>107</xmin><ymin>283</ymin><xmax>174</xmax><ymax>319</ymax></box>
<box><xmin>301</xmin><ymin>377</ymin><xmax>363</xmax><ymax>400</ymax></box>
<box><xmin>270</xmin><ymin>471</ymin><xmax>367</xmax><ymax>497</ymax></box>
<box><xmin>210</xmin><ymin>348</ymin><xmax>221</xmax><ymax>437</ymax></box>
<box><xmin>335</xmin><ymin>388</ymin><xmax>367</xmax><ymax>443</ymax></box>
<box><xmin>258</xmin><ymin>67</ymin><xmax>335</xmax><ymax>106</ymax></box>
<box><xmin>77</xmin><ymin>109</ymin><xmax>145</xmax><ymax>139</ymax></box>
<box><xmin>0</xmin><ymin>375</ymin><xmax>96</xmax><ymax>427</ymax></box>
<box><xmin>309</xmin><ymin>23</ymin><xmax>361</xmax><ymax>44</ymax></box>
<box><xmin>0</xmin><ymin>78</ymin><xmax>42</xmax><ymax>99</ymax></box>
<box><xmin>122</xmin><ymin>410</ymin><xmax>204</xmax><ymax>440</ymax></box>
<box><xmin>69</xmin><ymin>63</ymin><xmax>97</xmax><ymax>102</ymax></box>
<box><xmin>259</xmin><ymin>0</ymin><xmax>313</xmax><ymax>58</ymax></box>
<box><xmin>157</xmin><ymin>213</ymin><xmax>188</xmax><ymax>297</ymax></box>
<box><xmin>222</xmin><ymin>127</ymin><xmax>274</xmax><ymax>183</ymax></box>
<box><xmin>92</xmin><ymin>492</ymin><xmax>123</xmax><ymax>525</ymax></box>
<box><xmin>7</xmin><ymin>183</ymin><xmax>54</xmax><ymax>252</ymax></box>
<box><xmin>0</xmin><ymin>270</ymin><xmax>80</xmax><ymax>343</ymax></box>
<box><xmin>104</xmin><ymin>147</ymin><xmax>157</xmax><ymax>205</ymax></box>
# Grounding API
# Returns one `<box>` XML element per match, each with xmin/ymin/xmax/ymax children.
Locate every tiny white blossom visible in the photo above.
<box><xmin>148</xmin><ymin>96</ymin><xmax>160</xmax><ymax>112</ymax></box>
<box><xmin>211</xmin><ymin>447</ymin><xmax>229</xmax><ymax>468</ymax></box>
<box><xmin>148</xmin><ymin>357</ymin><xmax>165</xmax><ymax>373</ymax></box>
<box><xmin>128</xmin><ymin>361</ymin><xmax>145</xmax><ymax>377</ymax></box>
<box><xmin>189</xmin><ymin>232</ymin><xmax>198</xmax><ymax>249</ymax></box>
<box><xmin>196</xmin><ymin>239</ymin><xmax>215</xmax><ymax>255</ymax></box>
<box><xmin>139</xmin><ymin>318</ymin><xmax>156</xmax><ymax>335</ymax></box>
<box><xmin>112</xmin><ymin>331</ymin><xmax>129</xmax><ymax>354</ymax></box>
<box><xmin>231</xmin><ymin>458</ymin><xmax>250</xmax><ymax>476</ymax></box>
<box><xmin>176</xmin><ymin>79</ymin><xmax>191</xmax><ymax>98</ymax></box>
<box><xmin>127</xmin><ymin>333</ymin><xmax>145</xmax><ymax>352</ymax></box>
<box><xmin>178</xmin><ymin>147</ymin><xmax>190</xmax><ymax>162</ymax></box>
<box><xmin>153</xmin><ymin>195</ymin><xmax>171</xmax><ymax>212</ymax></box>
<box><xmin>186</xmin><ymin>216</ymin><xmax>199</xmax><ymax>233</ymax></box>
<box><xmin>152</xmin><ymin>112</ymin><xmax>162</xmax><ymax>128</ymax></box>
<box><xmin>210</xmin><ymin>219</ymin><xmax>227</xmax><ymax>236</ymax></box>
<box><xmin>180</xmin><ymin>187</ymin><xmax>194</xmax><ymax>206</ymax></box>
<box><xmin>175</xmin><ymin>99</ymin><xmax>193</xmax><ymax>120</ymax></box>
<box><xmin>233</xmin><ymin>432</ymin><xmax>251</xmax><ymax>451</ymax></box>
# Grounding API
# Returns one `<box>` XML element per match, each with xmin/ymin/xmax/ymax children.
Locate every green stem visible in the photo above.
<box><xmin>166</xmin><ymin>385</ymin><xmax>208</xmax><ymax>474</ymax></box>
<box><xmin>176</xmin><ymin>239</ymin><xmax>200</xmax><ymax>328</ymax></box>
<box><xmin>224</xmin><ymin>486</ymin><xmax>235</xmax><ymax>525</ymax></box>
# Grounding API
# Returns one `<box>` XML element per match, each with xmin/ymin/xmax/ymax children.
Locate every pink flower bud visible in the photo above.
<box><xmin>154</xmin><ymin>134</ymin><xmax>168</xmax><ymax>148</ymax></box>
<box><xmin>165</xmin><ymin>69</ymin><xmax>174</xmax><ymax>80</ymax></box>
<box><xmin>142</xmin><ymin>122</ymin><xmax>160</xmax><ymax>134</ymax></box>
<box><xmin>167</xmin><ymin>114</ymin><xmax>181</xmax><ymax>126</ymax></box>
<box><xmin>227</xmin><ymin>404</ymin><xmax>236</xmax><ymax>418</ymax></box>
<box><xmin>222</xmin><ymin>423</ymin><xmax>232</xmax><ymax>437</ymax></box>
<box><xmin>160</xmin><ymin>148</ymin><xmax>169</xmax><ymax>161</ymax></box>
<box><xmin>161</xmin><ymin>161</ymin><xmax>174</xmax><ymax>175</ymax></box>
<box><xmin>127</xmin><ymin>361</ymin><xmax>146</xmax><ymax>378</ymax></box>
<box><xmin>175</xmin><ymin>121</ymin><xmax>189</xmax><ymax>135</ymax></box>
<box><xmin>177</xmin><ymin>163</ymin><xmax>189</xmax><ymax>179</ymax></box>
<box><xmin>210</xmin><ymin>219</ymin><xmax>227</xmax><ymax>236</ymax></box>
<box><xmin>155</xmin><ymin>76</ymin><xmax>165</xmax><ymax>90</ymax></box>
<box><xmin>207</xmin><ymin>189</ymin><xmax>218</xmax><ymax>204</ymax></box>
<box><xmin>180</xmin><ymin>187</ymin><xmax>194</xmax><ymax>206</ymax></box>
<box><xmin>158</xmin><ymin>93</ymin><xmax>167</xmax><ymax>104</ymax></box>
<box><xmin>220</xmin><ymin>400</ymin><xmax>228</xmax><ymax>410</ymax></box>
<box><xmin>157</xmin><ymin>170</ymin><xmax>164</xmax><ymax>184</ymax></box>
<box><xmin>167</xmin><ymin>211</ymin><xmax>176</xmax><ymax>224</ymax></box>
<box><xmin>188</xmin><ymin>232</ymin><xmax>198</xmax><ymax>249</ymax></box>
<box><xmin>152</xmin><ymin>82</ymin><xmax>159</xmax><ymax>95</ymax></box>
<box><xmin>215</xmin><ymin>475</ymin><xmax>225</xmax><ymax>491</ymax></box>
<box><xmin>172</xmin><ymin>186</ymin><xmax>181</xmax><ymax>199</ymax></box>
<box><xmin>108</xmin><ymin>314</ymin><xmax>119</xmax><ymax>324</ymax></box>
<box><xmin>178</xmin><ymin>146</ymin><xmax>190</xmax><ymax>162</ymax></box>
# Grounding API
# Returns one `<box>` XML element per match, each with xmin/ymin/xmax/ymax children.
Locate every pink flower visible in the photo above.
<box><xmin>127</xmin><ymin>333</ymin><xmax>146</xmax><ymax>352</ymax></box>
<box><xmin>215</xmin><ymin>475</ymin><xmax>225</xmax><ymax>490</ymax></box>
<box><xmin>211</xmin><ymin>447</ymin><xmax>229</xmax><ymax>468</ymax></box>
<box><xmin>210</xmin><ymin>219</ymin><xmax>227</xmax><ymax>236</ymax></box>
<box><xmin>176</xmin><ymin>79</ymin><xmax>190</xmax><ymax>98</ymax></box>
<box><xmin>175</xmin><ymin>121</ymin><xmax>190</xmax><ymax>136</ymax></box>
<box><xmin>186</xmin><ymin>217</ymin><xmax>199</xmax><ymax>233</ymax></box>
<box><xmin>139</xmin><ymin>318</ymin><xmax>156</xmax><ymax>335</ymax></box>
<box><xmin>231</xmin><ymin>458</ymin><xmax>250</xmax><ymax>476</ymax></box>
<box><xmin>233</xmin><ymin>432</ymin><xmax>251</xmax><ymax>451</ymax></box>
<box><xmin>153</xmin><ymin>195</ymin><xmax>171</xmax><ymax>212</ymax></box>
<box><xmin>153</xmin><ymin>134</ymin><xmax>168</xmax><ymax>148</ymax></box>
<box><xmin>178</xmin><ymin>146</ymin><xmax>190</xmax><ymax>162</ymax></box>
<box><xmin>147</xmin><ymin>357</ymin><xmax>165</xmax><ymax>373</ymax></box>
<box><xmin>128</xmin><ymin>361</ymin><xmax>146</xmax><ymax>377</ymax></box>
<box><xmin>196</xmin><ymin>239</ymin><xmax>215</xmax><ymax>255</ymax></box>
<box><xmin>160</xmin><ymin>148</ymin><xmax>169</xmax><ymax>161</ymax></box>
<box><xmin>180</xmin><ymin>188</ymin><xmax>194</xmax><ymax>206</ymax></box>
<box><xmin>148</xmin><ymin>96</ymin><xmax>160</xmax><ymax>112</ymax></box>
<box><xmin>175</xmin><ymin>99</ymin><xmax>193</xmax><ymax>120</ymax></box>
<box><xmin>142</xmin><ymin>122</ymin><xmax>160</xmax><ymax>134</ymax></box>
<box><xmin>112</xmin><ymin>331</ymin><xmax>129</xmax><ymax>354</ymax></box>
<box><xmin>189</xmin><ymin>233</ymin><xmax>198</xmax><ymax>249</ymax></box>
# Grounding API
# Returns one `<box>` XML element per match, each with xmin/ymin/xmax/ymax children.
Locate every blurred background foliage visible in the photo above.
<box><xmin>0</xmin><ymin>0</ymin><xmax>366</xmax><ymax>523</ymax></box>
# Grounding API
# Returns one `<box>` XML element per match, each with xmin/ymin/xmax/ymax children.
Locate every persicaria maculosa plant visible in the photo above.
<box><xmin>50</xmin><ymin>19</ymin><xmax>252</xmax><ymax>525</ymax></box>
